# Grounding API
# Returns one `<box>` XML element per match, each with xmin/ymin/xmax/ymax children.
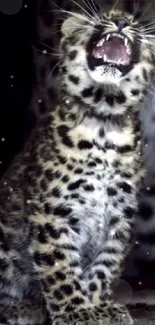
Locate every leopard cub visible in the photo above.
<box><xmin>0</xmin><ymin>5</ymin><xmax>155</xmax><ymax>325</ymax></box>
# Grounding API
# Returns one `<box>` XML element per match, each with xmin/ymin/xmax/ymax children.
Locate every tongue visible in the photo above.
<box><xmin>93</xmin><ymin>37</ymin><xmax>130</xmax><ymax>65</ymax></box>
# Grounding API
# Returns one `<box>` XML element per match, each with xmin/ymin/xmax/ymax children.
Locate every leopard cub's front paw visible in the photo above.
<box><xmin>53</xmin><ymin>304</ymin><xmax>133</xmax><ymax>325</ymax></box>
<box><xmin>53</xmin><ymin>308</ymin><xmax>108</xmax><ymax>325</ymax></box>
<box><xmin>110</xmin><ymin>304</ymin><xmax>133</xmax><ymax>325</ymax></box>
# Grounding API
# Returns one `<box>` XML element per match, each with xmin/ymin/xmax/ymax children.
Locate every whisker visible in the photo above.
<box><xmin>137</xmin><ymin>36</ymin><xmax>155</xmax><ymax>46</ymax></box>
<box><xmin>140</xmin><ymin>30</ymin><xmax>155</xmax><ymax>35</ymax></box>
<box><xmin>141</xmin><ymin>34</ymin><xmax>155</xmax><ymax>38</ymax></box>
<box><xmin>61</xmin><ymin>23</ymin><xmax>96</xmax><ymax>31</ymax></box>
<box><xmin>48</xmin><ymin>0</ymin><xmax>67</xmax><ymax>12</ymax></box>
<box><xmin>140</xmin><ymin>20</ymin><xmax>155</xmax><ymax>28</ymax></box>
<box><xmin>40</xmin><ymin>23</ymin><xmax>93</xmax><ymax>40</ymax></box>
<box><xmin>132</xmin><ymin>0</ymin><xmax>140</xmax><ymax>22</ymax></box>
<box><xmin>46</xmin><ymin>58</ymin><xmax>64</xmax><ymax>83</ymax></box>
<box><xmin>33</xmin><ymin>45</ymin><xmax>61</xmax><ymax>57</ymax></box>
<box><xmin>88</xmin><ymin>0</ymin><xmax>100</xmax><ymax>21</ymax></box>
<box><xmin>52</xmin><ymin>15</ymin><xmax>95</xmax><ymax>31</ymax></box>
<box><xmin>130</xmin><ymin>28</ymin><xmax>138</xmax><ymax>33</ymax></box>
<box><xmin>111</xmin><ymin>0</ymin><xmax>120</xmax><ymax>12</ymax></box>
<box><xmin>69</xmin><ymin>0</ymin><xmax>96</xmax><ymax>21</ymax></box>
<box><xmin>49</xmin><ymin>0</ymin><xmax>93</xmax><ymax>24</ymax></box>
<box><xmin>52</xmin><ymin>9</ymin><xmax>95</xmax><ymax>26</ymax></box>
<box><xmin>39</xmin><ymin>41</ymin><xmax>63</xmax><ymax>54</ymax></box>
<box><xmin>137</xmin><ymin>3</ymin><xmax>152</xmax><ymax>22</ymax></box>
<box><xmin>140</xmin><ymin>31</ymin><xmax>155</xmax><ymax>35</ymax></box>
<box><xmin>90</xmin><ymin>0</ymin><xmax>100</xmax><ymax>16</ymax></box>
<box><xmin>140</xmin><ymin>29</ymin><xmax>155</xmax><ymax>34</ymax></box>
<box><xmin>140</xmin><ymin>23</ymin><xmax>155</xmax><ymax>32</ymax></box>
<box><xmin>81</xmin><ymin>0</ymin><xmax>95</xmax><ymax>18</ymax></box>
<box><xmin>138</xmin><ymin>15</ymin><xmax>155</xmax><ymax>24</ymax></box>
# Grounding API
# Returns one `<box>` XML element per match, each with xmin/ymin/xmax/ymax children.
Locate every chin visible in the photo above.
<box><xmin>87</xmin><ymin>31</ymin><xmax>139</xmax><ymax>86</ymax></box>
<box><xmin>87</xmin><ymin>65</ymin><xmax>122</xmax><ymax>85</ymax></box>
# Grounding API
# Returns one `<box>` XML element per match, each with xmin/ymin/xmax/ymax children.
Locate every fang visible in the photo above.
<box><xmin>106</xmin><ymin>34</ymin><xmax>110</xmax><ymax>41</ymax></box>
<box><xmin>124</xmin><ymin>38</ymin><xmax>128</xmax><ymax>46</ymax></box>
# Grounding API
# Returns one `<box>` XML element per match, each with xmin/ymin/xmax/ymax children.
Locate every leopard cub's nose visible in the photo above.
<box><xmin>113</xmin><ymin>19</ymin><xmax>129</xmax><ymax>30</ymax></box>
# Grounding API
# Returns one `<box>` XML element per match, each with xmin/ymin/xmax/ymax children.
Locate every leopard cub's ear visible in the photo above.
<box><xmin>61</xmin><ymin>15</ymin><xmax>82</xmax><ymax>37</ymax></box>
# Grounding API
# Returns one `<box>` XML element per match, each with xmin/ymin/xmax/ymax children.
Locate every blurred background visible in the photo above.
<box><xmin>0</xmin><ymin>0</ymin><xmax>36</xmax><ymax>176</ymax></box>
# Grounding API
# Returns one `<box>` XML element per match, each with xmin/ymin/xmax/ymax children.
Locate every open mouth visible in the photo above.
<box><xmin>91</xmin><ymin>32</ymin><xmax>132</xmax><ymax>69</ymax></box>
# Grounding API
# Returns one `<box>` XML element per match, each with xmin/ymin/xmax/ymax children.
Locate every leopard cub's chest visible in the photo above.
<box><xmin>51</xmin><ymin>154</ymin><xmax>127</xmax><ymax>219</ymax></box>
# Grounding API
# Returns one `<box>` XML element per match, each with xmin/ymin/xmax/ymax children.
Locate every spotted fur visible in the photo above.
<box><xmin>0</xmin><ymin>2</ymin><xmax>155</xmax><ymax>325</ymax></box>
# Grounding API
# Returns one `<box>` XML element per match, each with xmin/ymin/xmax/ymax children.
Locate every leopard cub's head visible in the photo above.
<box><xmin>59</xmin><ymin>8</ymin><xmax>155</xmax><ymax>115</ymax></box>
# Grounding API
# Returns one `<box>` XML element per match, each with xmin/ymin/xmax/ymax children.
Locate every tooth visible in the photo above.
<box><xmin>126</xmin><ymin>46</ymin><xmax>131</xmax><ymax>54</ymax></box>
<box><xmin>96</xmin><ymin>53</ymin><xmax>102</xmax><ymax>59</ymax></box>
<box><xmin>104</xmin><ymin>54</ymin><xmax>107</xmax><ymax>61</ymax></box>
<box><xmin>106</xmin><ymin>34</ymin><xmax>110</xmax><ymax>41</ymax></box>
<box><xmin>97</xmin><ymin>38</ymin><xmax>105</xmax><ymax>47</ymax></box>
<box><xmin>124</xmin><ymin>37</ymin><xmax>128</xmax><ymax>46</ymax></box>
<box><xmin>97</xmin><ymin>39</ymin><xmax>102</xmax><ymax>47</ymax></box>
<box><xmin>97</xmin><ymin>40</ymin><xmax>102</xmax><ymax>47</ymax></box>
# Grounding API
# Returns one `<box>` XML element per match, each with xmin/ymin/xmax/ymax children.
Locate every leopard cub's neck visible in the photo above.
<box><xmin>47</xmin><ymin>90</ymin><xmax>141</xmax><ymax>160</ymax></box>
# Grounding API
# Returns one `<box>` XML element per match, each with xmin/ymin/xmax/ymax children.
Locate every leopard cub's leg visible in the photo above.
<box><xmin>31</xmin><ymin>194</ymin><xmax>134</xmax><ymax>325</ymax></box>
<box><xmin>86</xmin><ymin>201</ymin><xmax>134</xmax><ymax>304</ymax></box>
<box><xmin>0</xmin><ymin>300</ymin><xmax>47</xmax><ymax>325</ymax></box>
<box><xmin>83</xmin><ymin>180</ymin><xmax>136</xmax><ymax>323</ymax></box>
<box><xmin>32</xmin><ymin>217</ymin><xmax>91</xmax><ymax>322</ymax></box>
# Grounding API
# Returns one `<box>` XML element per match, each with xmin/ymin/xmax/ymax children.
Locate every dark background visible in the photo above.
<box><xmin>0</xmin><ymin>0</ymin><xmax>36</xmax><ymax>176</ymax></box>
